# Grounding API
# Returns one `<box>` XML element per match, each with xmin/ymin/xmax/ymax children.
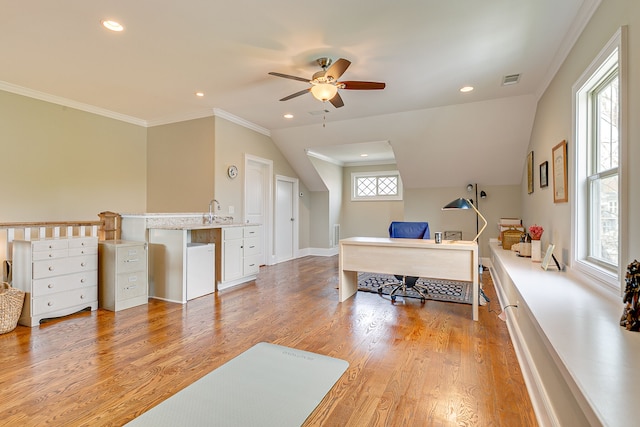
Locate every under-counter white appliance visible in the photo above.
<box><xmin>186</xmin><ymin>243</ymin><xmax>215</xmax><ymax>300</ymax></box>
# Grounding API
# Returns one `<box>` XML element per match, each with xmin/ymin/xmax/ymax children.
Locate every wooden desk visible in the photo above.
<box><xmin>339</xmin><ymin>237</ymin><xmax>479</xmax><ymax>320</ymax></box>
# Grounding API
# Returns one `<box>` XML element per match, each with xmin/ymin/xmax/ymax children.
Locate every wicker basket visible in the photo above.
<box><xmin>502</xmin><ymin>228</ymin><xmax>525</xmax><ymax>251</ymax></box>
<box><xmin>0</xmin><ymin>282</ymin><xmax>25</xmax><ymax>334</ymax></box>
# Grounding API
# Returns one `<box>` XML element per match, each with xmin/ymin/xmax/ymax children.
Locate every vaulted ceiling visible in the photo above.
<box><xmin>0</xmin><ymin>1</ymin><xmax>600</xmax><ymax>190</ymax></box>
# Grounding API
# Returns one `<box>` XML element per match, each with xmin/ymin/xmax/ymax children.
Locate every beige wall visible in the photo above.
<box><xmin>297</xmin><ymin>181</ymin><xmax>311</xmax><ymax>249</ymax></box>
<box><xmin>404</xmin><ymin>185</ymin><xmax>521</xmax><ymax>257</ymax></box>
<box><xmin>0</xmin><ymin>90</ymin><xmax>147</xmax><ymax>221</ymax></box>
<box><xmin>214</xmin><ymin>117</ymin><xmax>299</xmax><ymax>222</ymax></box>
<box><xmin>340</xmin><ymin>164</ymin><xmax>404</xmax><ymax>239</ymax></box>
<box><xmin>147</xmin><ymin>117</ymin><xmax>215</xmax><ymax>212</ymax></box>
<box><xmin>524</xmin><ymin>0</ymin><xmax>640</xmax><ymax>267</ymax></box>
<box><xmin>309</xmin><ymin>191</ymin><xmax>329</xmax><ymax>248</ymax></box>
<box><xmin>308</xmin><ymin>157</ymin><xmax>343</xmax><ymax>247</ymax></box>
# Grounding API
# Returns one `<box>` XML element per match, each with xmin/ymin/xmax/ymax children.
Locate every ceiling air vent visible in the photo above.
<box><xmin>309</xmin><ymin>109</ymin><xmax>330</xmax><ymax>116</ymax></box>
<box><xmin>502</xmin><ymin>74</ymin><xmax>521</xmax><ymax>86</ymax></box>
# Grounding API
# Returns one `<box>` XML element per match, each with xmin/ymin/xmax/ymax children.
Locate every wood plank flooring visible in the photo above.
<box><xmin>0</xmin><ymin>255</ymin><xmax>537</xmax><ymax>426</ymax></box>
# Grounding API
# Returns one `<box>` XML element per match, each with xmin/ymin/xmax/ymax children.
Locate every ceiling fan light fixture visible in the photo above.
<box><xmin>310</xmin><ymin>83</ymin><xmax>338</xmax><ymax>102</ymax></box>
<box><xmin>101</xmin><ymin>19</ymin><xmax>124</xmax><ymax>32</ymax></box>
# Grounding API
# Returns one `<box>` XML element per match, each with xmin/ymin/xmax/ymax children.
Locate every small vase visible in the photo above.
<box><xmin>531</xmin><ymin>239</ymin><xmax>542</xmax><ymax>262</ymax></box>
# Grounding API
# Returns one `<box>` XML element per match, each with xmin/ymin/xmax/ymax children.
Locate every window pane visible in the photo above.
<box><xmin>590</xmin><ymin>174</ymin><xmax>618</xmax><ymax>265</ymax></box>
<box><xmin>377</xmin><ymin>176</ymin><xmax>397</xmax><ymax>196</ymax></box>
<box><xmin>356</xmin><ymin>177</ymin><xmax>376</xmax><ymax>197</ymax></box>
<box><xmin>596</xmin><ymin>75</ymin><xmax>619</xmax><ymax>172</ymax></box>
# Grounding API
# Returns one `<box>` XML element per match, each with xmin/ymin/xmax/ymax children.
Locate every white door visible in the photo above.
<box><xmin>244</xmin><ymin>155</ymin><xmax>272</xmax><ymax>265</ymax></box>
<box><xmin>275</xmin><ymin>176</ymin><xmax>298</xmax><ymax>263</ymax></box>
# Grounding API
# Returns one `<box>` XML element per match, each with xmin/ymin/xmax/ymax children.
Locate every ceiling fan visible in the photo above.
<box><xmin>268</xmin><ymin>57</ymin><xmax>385</xmax><ymax>108</ymax></box>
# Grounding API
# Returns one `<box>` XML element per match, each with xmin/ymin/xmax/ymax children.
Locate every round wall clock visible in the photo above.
<box><xmin>227</xmin><ymin>165</ymin><xmax>238</xmax><ymax>179</ymax></box>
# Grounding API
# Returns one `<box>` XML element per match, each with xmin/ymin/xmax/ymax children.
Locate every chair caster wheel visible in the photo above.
<box><xmin>391</xmin><ymin>295</ymin><xmax>396</xmax><ymax>302</ymax></box>
<box><xmin>420</xmin><ymin>298</ymin><xmax>426</xmax><ymax>303</ymax></box>
<box><xmin>377</xmin><ymin>288</ymin><xmax>383</xmax><ymax>295</ymax></box>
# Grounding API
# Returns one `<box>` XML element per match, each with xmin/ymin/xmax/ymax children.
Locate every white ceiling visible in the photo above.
<box><xmin>0</xmin><ymin>1</ymin><xmax>600</xmax><ymax>190</ymax></box>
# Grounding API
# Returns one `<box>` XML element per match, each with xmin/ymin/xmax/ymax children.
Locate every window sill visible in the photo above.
<box><xmin>489</xmin><ymin>241</ymin><xmax>637</xmax><ymax>426</ymax></box>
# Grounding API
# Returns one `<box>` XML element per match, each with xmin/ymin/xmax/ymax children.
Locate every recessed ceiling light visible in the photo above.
<box><xmin>195</xmin><ymin>92</ymin><xmax>205</xmax><ymax>97</ymax></box>
<box><xmin>460</xmin><ymin>86</ymin><xmax>474</xmax><ymax>93</ymax></box>
<box><xmin>360</xmin><ymin>154</ymin><xmax>369</xmax><ymax>157</ymax></box>
<box><xmin>101</xmin><ymin>19</ymin><xmax>124</xmax><ymax>32</ymax></box>
<box><xmin>283</xmin><ymin>114</ymin><xmax>294</xmax><ymax>119</ymax></box>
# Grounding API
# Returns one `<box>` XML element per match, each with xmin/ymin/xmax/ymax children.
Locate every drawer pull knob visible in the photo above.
<box><xmin>47</xmin><ymin>302</ymin><xmax>53</xmax><ymax>306</ymax></box>
<box><xmin>48</xmin><ymin>284</ymin><xmax>53</xmax><ymax>289</ymax></box>
<box><xmin>80</xmin><ymin>278</ymin><xmax>85</xmax><ymax>283</ymax></box>
<box><xmin>49</xmin><ymin>254</ymin><xmax>53</xmax><ymax>258</ymax></box>
<box><xmin>80</xmin><ymin>294</ymin><xmax>84</xmax><ymax>299</ymax></box>
<box><xmin>249</xmin><ymin>245</ymin><xmax>255</xmax><ymax>249</ymax></box>
<box><xmin>48</xmin><ymin>266</ymin><xmax>54</xmax><ymax>271</ymax></box>
<box><xmin>81</xmin><ymin>262</ymin><xmax>86</xmax><ymax>267</ymax></box>
<box><xmin>249</xmin><ymin>263</ymin><xmax>255</xmax><ymax>267</ymax></box>
<box><xmin>124</xmin><ymin>258</ymin><xmax>139</xmax><ymax>263</ymax></box>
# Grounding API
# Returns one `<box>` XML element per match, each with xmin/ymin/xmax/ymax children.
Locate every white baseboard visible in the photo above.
<box><xmin>297</xmin><ymin>247</ymin><xmax>339</xmax><ymax>258</ymax></box>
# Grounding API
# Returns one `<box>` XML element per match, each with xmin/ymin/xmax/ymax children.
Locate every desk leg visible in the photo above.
<box><xmin>472</xmin><ymin>279</ymin><xmax>479</xmax><ymax>321</ymax></box>
<box><xmin>339</xmin><ymin>269</ymin><xmax>358</xmax><ymax>302</ymax></box>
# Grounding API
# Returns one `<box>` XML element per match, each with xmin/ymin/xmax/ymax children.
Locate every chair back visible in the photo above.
<box><xmin>388</xmin><ymin>221</ymin><xmax>430</xmax><ymax>239</ymax></box>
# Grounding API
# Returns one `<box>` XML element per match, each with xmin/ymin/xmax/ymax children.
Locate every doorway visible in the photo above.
<box><xmin>275</xmin><ymin>175</ymin><xmax>299</xmax><ymax>263</ymax></box>
<box><xmin>244</xmin><ymin>155</ymin><xmax>273</xmax><ymax>266</ymax></box>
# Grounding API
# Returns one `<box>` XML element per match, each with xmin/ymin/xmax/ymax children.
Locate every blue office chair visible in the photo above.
<box><xmin>377</xmin><ymin>221</ymin><xmax>431</xmax><ymax>302</ymax></box>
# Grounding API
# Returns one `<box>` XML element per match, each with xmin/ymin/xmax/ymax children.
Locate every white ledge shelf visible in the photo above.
<box><xmin>489</xmin><ymin>241</ymin><xmax>639</xmax><ymax>427</ymax></box>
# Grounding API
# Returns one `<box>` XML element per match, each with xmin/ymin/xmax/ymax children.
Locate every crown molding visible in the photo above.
<box><xmin>0</xmin><ymin>80</ymin><xmax>147</xmax><ymax>127</ymax></box>
<box><xmin>145</xmin><ymin>109</ymin><xmax>216</xmax><ymax>127</ymax></box>
<box><xmin>213</xmin><ymin>108</ymin><xmax>270</xmax><ymax>136</ymax></box>
<box><xmin>305</xmin><ymin>149</ymin><xmax>344</xmax><ymax>166</ymax></box>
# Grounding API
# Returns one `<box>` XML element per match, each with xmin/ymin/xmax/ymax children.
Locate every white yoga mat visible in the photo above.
<box><xmin>125</xmin><ymin>342</ymin><xmax>349</xmax><ymax>427</ymax></box>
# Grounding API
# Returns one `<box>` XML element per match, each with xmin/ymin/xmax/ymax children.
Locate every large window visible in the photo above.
<box><xmin>589</xmin><ymin>71</ymin><xmax>619</xmax><ymax>267</ymax></box>
<box><xmin>573</xmin><ymin>28</ymin><xmax>626</xmax><ymax>290</ymax></box>
<box><xmin>351</xmin><ymin>171</ymin><xmax>402</xmax><ymax>201</ymax></box>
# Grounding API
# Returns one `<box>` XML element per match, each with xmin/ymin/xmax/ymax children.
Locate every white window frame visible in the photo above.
<box><xmin>571</xmin><ymin>27</ymin><xmax>627</xmax><ymax>292</ymax></box>
<box><xmin>351</xmin><ymin>170</ymin><xmax>403</xmax><ymax>201</ymax></box>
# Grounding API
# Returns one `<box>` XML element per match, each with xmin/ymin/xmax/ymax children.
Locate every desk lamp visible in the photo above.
<box><xmin>442</xmin><ymin>198</ymin><xmax>487</xmax><ymax>243</ymax></box>
<box><xmin>443</xmin><ymin>197</ymin><xmax>490</xmax><ymax>307</ymax></box>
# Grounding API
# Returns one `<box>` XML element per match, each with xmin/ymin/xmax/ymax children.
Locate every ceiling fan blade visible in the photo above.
<box><xmin>279</xmin><ymin>88</ymin><xmax>310</xmax><ymax>101</ymax></box>
<box><xmin>268</xmin><ymin>72</ymin><xmax>310</xmax><ymax>83</ymax></box>
<box><xmin>341</xmin><ymin>81</ymin><xmax>386</xmax><ymax>90</ymax></box>
<box><xmin>329</xmin><ymin>92</ymin><xmax>344</xmax><ymax>108</ymax></box>
<box><xmin>324</xmin><ymin>58</ymin><xmax>351</xmax><ymax>81</ymax></box>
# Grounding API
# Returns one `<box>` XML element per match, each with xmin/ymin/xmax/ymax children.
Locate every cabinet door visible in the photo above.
<box><xmin>223</xmin><ymin>239</ymin><xmax>243</xmax><ymax>282</ymax></box>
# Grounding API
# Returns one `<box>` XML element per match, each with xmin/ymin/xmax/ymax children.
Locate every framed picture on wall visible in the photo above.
<box><xmin>527</xmin><ymin>151</ymin><xmax>533</xmax><ymax>194</ymax></box>
<box><xmin>527</xmin><ymin>151</ymin><xmax>534</xmax><ymax>194</ymax></box>
<box><xmin>540</xmin><ymin>161</ymin><xmax>549</xmax><ymax>188</ymax></box>
<box><xmin>552</xmin><ymin>140</ymin><xmax>568</xmax><ymax>203</ymax></box>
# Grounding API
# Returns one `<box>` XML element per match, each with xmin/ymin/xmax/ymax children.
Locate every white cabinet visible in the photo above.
<box><xmin>98</xmin><ymin>240</ymin><xmax>148</xmax><ymax>311</ymax></box>
<box><xmin>222</xmin><ymin>227</ymin><xmax>243</xmax><ymax>283</ymax></box>
<box><xmin>13</xmin><ymin>236</ymin><xmax>98</xmax><ymax>327</ymax></box>
<box><xmin>216</xmin><ymin>225</ymin><xmax>262</xmax><ymax>290</ymax></box>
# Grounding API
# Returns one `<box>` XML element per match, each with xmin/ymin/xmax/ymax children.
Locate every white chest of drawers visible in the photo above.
<box><xmin>12</xmin><ymin>236</ymin><xmax>98</xmax><ymax>327</ymax></box>
<box><xmin>98</xmin><ymin>240</ymin><xmax>148</xmax><ymax>311</ymax></box>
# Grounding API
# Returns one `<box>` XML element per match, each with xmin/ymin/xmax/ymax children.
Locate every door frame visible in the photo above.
<box><xmin>244</xmin><ymin>154</ymin><xmax>273</xmax><ymax>265</ymax></box>
<box><xmin>275</xmin><ymin>174</ymin><xmax>299</xmax><ymax>263</ymax></box>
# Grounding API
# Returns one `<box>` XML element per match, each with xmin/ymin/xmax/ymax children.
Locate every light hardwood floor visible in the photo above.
<box><xmin>0</xmin><ymin>255</ymin><xmax>537</xmax><ymax>426</ymax></box>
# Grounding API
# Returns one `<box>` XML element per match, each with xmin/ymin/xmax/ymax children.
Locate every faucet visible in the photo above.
<box><xmin>207</xmin><ymin>199</ymin><xmax>220</xmax><ymax>223</ymax></box>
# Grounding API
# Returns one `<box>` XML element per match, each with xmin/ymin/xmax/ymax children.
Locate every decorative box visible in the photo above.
<box><xmin>502</xmin><ymin>228</ymin><xmax>525</xmax><ymax>250</ymax></box>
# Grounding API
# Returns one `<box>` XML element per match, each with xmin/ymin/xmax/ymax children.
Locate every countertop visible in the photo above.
<box><xmin>148</xmin><ymin>223</ymin><xmax>254</xmax><ymax>230</ymax></box>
